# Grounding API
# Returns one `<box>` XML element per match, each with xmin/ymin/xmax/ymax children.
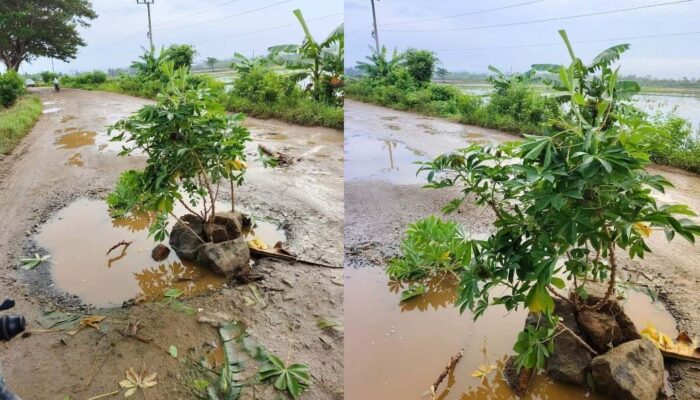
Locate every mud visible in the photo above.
<box><xmin>344</xmin><ymin>99</ymin><xmax>700</xmax><ymax>399</ymax></box>
<box><xmin>0</xmin><ymin>88</ymin><xmax>343</xmax><ymax>399</ymax></box>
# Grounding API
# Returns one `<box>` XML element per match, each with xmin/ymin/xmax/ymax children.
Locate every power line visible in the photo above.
<box><xmin>433</xmin><ymin>30</ymin><xmax>700</xmax><ymax>52</ymax></box>
<box><xmin>380</xmin><ymin>0</ymin><xmax>545</xmax><ymax>27</ymax></box>
<box><xmin>154</xmin><ymin>0</ymin><xmax>240</xmax><ymax>27</ymax></box>
<box><xmin>383</xmin><ymin>0</ymin><xmax>695</xmax><ymax>33</ymax></box>
<box><xmin>195</xmin><ymin>12</ymin><xmax>343</xmax><ymax>45</ymax></box>
<box><xmin>154</xmin><ymin>0</ymin><xmax>292</xmax><ymax>31</ymax></box>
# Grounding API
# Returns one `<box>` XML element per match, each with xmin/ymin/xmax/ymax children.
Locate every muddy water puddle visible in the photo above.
<box><xmin>344</xmin><ymin>135</ymin><xmax>426</xmax><ymax>184</ymax></box>
<box><xmin>36</xmin><ymin>198</ymin><xmax>286</xmax><ymax>308</ymax></box>
<box><xmin>55</xmin><ymin>129</ymin><xmax>96</xmax><ymax>149</ymax></box>
<box><xmin>345</xmin><ymin>267</ymin><xmax>677</xmax><ymax>400</ymax></box>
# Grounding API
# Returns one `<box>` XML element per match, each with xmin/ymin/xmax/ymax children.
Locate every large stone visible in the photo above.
<box><xmin>577</xmin><ymin>309</ymin><xmax>624</xmax><ymax>353</ymax></box>
<box><xmin>212</xmin><ymin>211</ymin><xmax>244</xmax><ymax>239</ymax></box>
<box><xmin>571</xmin><ymin>280</ymin><xmax>641</xmax><ymax>344</ymax></box>
<box><xmin>590</xmin><ymin>339</ymin><xmax>664</xmax><ymax>400</ymax></box>
<box><xmin>195</xmin><ymin>237</ymin><xmax>252</xmax><ymax>279</ymax></box>
<box><xmin>169</xmin><ymin>214</ymin><xmax>205</xmax><ymax>261</ymax></box>
<box><xmin>547</xmin><ymin>299</ymin><xmax>593</xmax><ymax>385</ymax></box>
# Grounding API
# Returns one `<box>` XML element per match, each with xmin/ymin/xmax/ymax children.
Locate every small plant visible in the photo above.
<box><xmin>390</xmin><ymin>30</ymin><xmax>700</xmax><ymax>372</ymax></box>
<box><xmin>257</xmin><ymin>354</ymin><xmax>310</xmax><ymax>400</ymax></box>
<box><xmin>20</xmin><ymin>253</ymin><xmax>51</xmax><ymax>270</ymax></box>
<box><xmin>0</xmin><ymin>71</ymin><xmax>25</xmax><ymax>108</ymax></box>
<box><xmin>107</xmin><ymin>62</ymin><xmax>252</xmax><ymax>241</ymax></box>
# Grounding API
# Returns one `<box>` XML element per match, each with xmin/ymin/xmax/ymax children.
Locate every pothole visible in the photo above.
<box><xmin>35</xmin><ymin>198</ymin><xmax>285</xmax><ymax>308</ymax></box>
<box><xmin>344</xmin><ymin>135</ymin><xmax>426</xmax><ymax>184</ymax></box>
<box><xmin>55</xmin><ymin>130</ymin><xmax>96</xmax><ymax>149</ymax></box>
<box><xmin>344</xmin><ymin>267</ymin><xmax>677</xmax><ymax>399</ymax></box>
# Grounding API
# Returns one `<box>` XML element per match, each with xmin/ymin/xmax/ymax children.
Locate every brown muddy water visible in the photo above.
<box><xmin>36</xmin><ymin>198</ymin><xmax>286</xmax><ymax>308</ymax></box>
<box><xmin>55</xmin><ymin>129</ymin><xmax>96</xmax><ymax>149</ymax></box>
<box><xmin>345</xmin><ymin>267</ymin><xmax>677</xmax><ymax>400</ymax></box>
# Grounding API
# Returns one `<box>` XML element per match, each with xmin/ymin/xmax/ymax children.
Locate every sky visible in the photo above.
<box><xmin>346</xmin><ymin>0</ymin><xmax>700</xmax><ymax>79</ymax></box>
<box><xmin>19</xmin><ymin>0</ymin><xmax>343</xmax><ymax>74</ymax></box>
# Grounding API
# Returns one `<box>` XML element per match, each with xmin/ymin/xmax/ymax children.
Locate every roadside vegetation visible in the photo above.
<box><xmin>60</xmin><ymin>9</ymin><xmax>343</xmax><ymax>130</ymax></box>
<box><xmin>0</xmin><ymin>70</ymin><xmax>42</xmax><ymax>154</ymax></box>
<box><xmin>347</xmin><ymin>46</ymin><xmax>700</xmax><ymax>173</ymax></box>
<box><xmin>390</xmin><ymin>31</ymin><xmax>700</xmax><ymax>397</ymax></box>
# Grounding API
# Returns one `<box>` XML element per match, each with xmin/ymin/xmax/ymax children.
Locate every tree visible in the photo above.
<box><xmin>40</xmin><ymin>71</ymin><xmax>59</xmax><ymax>84</ymax></box>
<box><xmin>0</xmin><ymin>0</ymin><xmax>97</xmax><ymax>71</ymax></box>
<box><xmin>160</xmin><ymin>44</ymin><xmax>196</xmax><ymax>71</ymax></box>
<box><xmin>389</xmin><ymin>31</ymin><xmax>700</xmax><ymax>372</ymax></box>
<box><xmin>205</xmin><ymin>57</ymin><xmax>218</xmax><ymax>71</ymax></box>
<box><xmin>403</xmin><ymin>48</ymin><xmax>436</xmax><ymax>84</ymax></box>
<box><xmin>355</xmin><ymin>46</ymin><xmax>402</xmax><ymax>79</ymax></box>
<box><xmin>435</xmin><ymin>67</ymin><xmax>448</xmax><ymax>83</ymax></box>
<box><xmin>106</xmin><ymin>62</ymin><xmax>252</xmax><ymax>241</ymax></box>
<box><xmin>268</xmin><ymin>9</ymin><xmax>343</xmax><ymax>102</ymax></box>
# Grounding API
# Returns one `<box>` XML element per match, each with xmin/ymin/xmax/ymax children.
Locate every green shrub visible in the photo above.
<box><xmin>403</xmin><ymin>49</ymin><xmax>436</xmax><ymax>84</ymax></box>
<box><xmin>0</xmin><ymin>71</ymin><xmax>26</xmax><ymax>108</ymax></box>
<box><xmin>0</xmin><ymin>96</ymin><xmax>42</xmax><ymax>154</ymax></box>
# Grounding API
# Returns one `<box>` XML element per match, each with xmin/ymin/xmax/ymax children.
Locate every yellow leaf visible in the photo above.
<box><xmin>633</xmin><ymin>222</ymin><xmax>652</xmax><ymax>238</ymax></box>
<box><xmin>228</xmin><ymin>159</ymin><xmax>247</xmax><ymax>171</ymax></box>
<box><xmin>81</xmin><ymin>315</ymin><xmax>105</xmax><ymax>329</ymax></box>
<box><xmin>119</xmin><ymin>380</ymin><xmax>136</xmax><ymax>389</ymax></box>
<box><xmin>124</xmin><ymin>387</ymin><xmax>137</xmax><ymax>397</ymax></box>
<box><xmin>247</xmin><ymin>237</ymin><xmax>268</xmax><ymax>250</ymax></box>
<box><xmin>439</xmin><ymin>251</ymin><xmax>450</xmax><ymax>261</ymax></box>
<box><xmin>470</xmin><ymin>364</ymin><xmax>497</xmax><ymax>380</ymax></box>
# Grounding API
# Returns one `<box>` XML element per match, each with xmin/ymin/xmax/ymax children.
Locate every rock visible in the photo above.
<box><xmin>151</xmin><ymin>244</ymin><xmax>170</xmax><ymax>261</ymax></box>
<box><xmin>590</xmin><ymin>339</ymin><xmax>664</xmax><ymax>400</ymax></box>
<box><xmin>212</xmin><ymin>211</ymin><xmax>244</xmax><ymax>239</ymax></box>
<box><xmin>169</xmin><ymin>214</ymin><xmax>205</xmax><ymax>260</ymax></box>
<box><xmin>196</xmin><ymin>237</ymin><xmax>252</xmax><ymax>279</ymax></box>
<box><xmin>203</xmin><ymin>223</ymin><xmax>231</xmax><ymax>243</ymax></box>
<box><xmin>547</xmin><ymin>299</ymin><xmax>593</xmax><ymax>385</ymax></box>
<box><xmin>577</xmin><ymin>309</ymin><xmax>623</xmax><ymax>353</ymax></box>
<box><xmin>503</xmin><ymin>355</ymin><xmax>533</xmax><ymax>396</ymax></box>
<box><xmin>571</xmin><ymin>280</ymin><xmax>641</xmax><ymax>344</ymax></box>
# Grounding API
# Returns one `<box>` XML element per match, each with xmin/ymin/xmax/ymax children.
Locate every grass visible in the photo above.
<box><xmin>0</xmin><ymin>96</ymin><xmax>42</xmax><ymax>155</ymax></box>
<box><xmin>224</xmin><ymin>95</ymin><xmax>343</xmax><ymax>129</ymax></box>
<box><xmin>64</xmin><ymin>78</ymin><xmax>343</xmax><ymax>130</ymax></box>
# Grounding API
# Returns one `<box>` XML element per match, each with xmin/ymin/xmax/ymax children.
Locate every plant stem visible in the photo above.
<box><xmin>555</xmin><ymin>322</ymin><xmax>598</xmax><ymax>356</ymax></box>
<box><xmin>86</xmin><ymin>391</ymin><xmax>119</xmax><ymax>400</ymax></box>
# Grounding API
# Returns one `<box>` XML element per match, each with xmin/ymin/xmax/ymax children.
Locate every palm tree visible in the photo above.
<box><xmin>355</xmin><ymin>46</ymin><xmax>402</xmax><ymax>79</ymax></box>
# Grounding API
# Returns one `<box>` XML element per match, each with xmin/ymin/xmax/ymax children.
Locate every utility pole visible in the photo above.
<box><xmin>370</xmin><ymin>0</ymin><xmax>380</xmax><ymax>54</ymax></box>
<box><xmin>137</xmin><ymin>0</ymin><xmax>155</xmax><ymax>52</ymax></box>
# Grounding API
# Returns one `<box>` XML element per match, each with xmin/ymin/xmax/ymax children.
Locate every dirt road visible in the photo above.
<box><xmin>344</xmin><ymin>99</ymin><xmax>699</xmax><ymax>399</ymax></box>
<box><xmin>0</xmin><ymin>88</ymin><xmax>343</xmax><ymax>399</ymax></box>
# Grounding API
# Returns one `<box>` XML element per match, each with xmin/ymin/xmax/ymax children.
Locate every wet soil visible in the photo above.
<box><xmin>344</xmin><ymin>99</ymin><xmax>700</xmax><ymax>399</ymax></box>
<box><xmin>0</xmin><ymin>88</ymin><xmax>343</xmax><ymax>399</ymax></box>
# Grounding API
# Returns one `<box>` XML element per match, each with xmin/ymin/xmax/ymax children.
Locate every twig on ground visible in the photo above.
<box><xmin>106</xmin><ymin>240</ymin><xmax>133</xmax><ymax>256</ymax></box>
<box><xmin>249</xmin><ymin>248</ymin><xmax>341</xmax><ymax>269</ymax></box>
<box><xmin>429</xmin><ymin>347</ymin><xmax>465</xmax><ymax>399</ymax></box>
<box><xmin>86</xmin><ymin>391</ymin><xmax>119</xmax><ymax>400</ymax></box>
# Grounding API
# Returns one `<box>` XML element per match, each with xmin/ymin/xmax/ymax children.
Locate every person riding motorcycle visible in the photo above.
<box><xmin>53</xmin><ymin>77</ymin><xmax>60</xmax><ymax>92</ymax></box>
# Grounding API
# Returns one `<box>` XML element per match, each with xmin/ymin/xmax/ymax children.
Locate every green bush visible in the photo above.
<box><xmin>231</xmin><ymin>66</ymin><xmax>296</xmax><ymax>104</ymax></box>
<box><xmin>0</xmin><ymin>96</ymin><xmax>42</xmax><ymax>154</ymax></box>
<box><xmin>0</xmin><ymin>71</ymin><xmax>26</xmax><ymax>108</ymax></box>
<box><xmin>403</xmin><ymin>49</ymin><xmax>436</xmax><ymax>84</ymax></box>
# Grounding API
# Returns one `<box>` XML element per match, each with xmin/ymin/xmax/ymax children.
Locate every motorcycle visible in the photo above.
<box><xmin>0</xmin><ymin>298</ymin><xmax>24</xmax><ymax>400</ymax></box>
<box><xmin>54</xmin><ymin>83</ymin><xmax>60</xmax><ymax>92</ymax></box>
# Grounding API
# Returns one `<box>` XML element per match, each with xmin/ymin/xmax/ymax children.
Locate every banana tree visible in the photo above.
<box><xmin>268</xmin><ymin>9</ymin><xmax>343</xmax><ymax>102</ymax></box>
<box><xmin>229</xmin><ymin>52</ymin><xmax>272</xmax><ymax>75</ymax></box>
<box><xmin>355</xmin><ymin>46</ymin><xmax>402</xmax><ymax>80</ymax></box>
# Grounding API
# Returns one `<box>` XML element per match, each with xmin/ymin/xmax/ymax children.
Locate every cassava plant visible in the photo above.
<box><xmin>389</xmin><ymin>30</ymin><xmax>700</xmax><ymax>371</ymax></box>
<box><xmin>107</xmin><ymin>62</ymin><xmax>252</xmax><ymax>242</ymax></box>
